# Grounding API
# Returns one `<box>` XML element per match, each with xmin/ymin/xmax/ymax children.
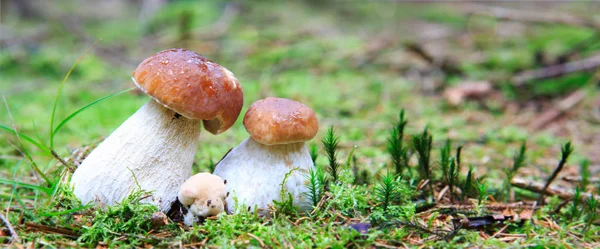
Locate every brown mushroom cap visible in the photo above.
<box><xmin>132</xmin><ymin>48</ymin><xmax>243</xmax><ymax>134</ymax></box>
<box><xmin>243</xmin><ymin>97</ymin><xmax>318</xmax><ymax>145</ymax></box>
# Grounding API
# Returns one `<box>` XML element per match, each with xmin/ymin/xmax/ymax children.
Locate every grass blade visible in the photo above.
<box><xmin>3</xmin><ymin>97</ymin><xmax>53</xmax><ymax>185</ymax></box>
<box><xmin>0</xmin><ymin>124</ymin><xmax>50</xmax><ymax>154</ymax></box>
<box><xmin>0</xmin><ymin>178</ymin><xmax>52</xmax><ymax>194</ymax></box>
<box><xmin>49</xmin><ymin>41</ymin><xmax>100</xmax><ymax>149</ymax></box>
<box><xmin>52</xmin><ymin>87</ymin><xmax>134</xmax><ymax>137</ymax></box>
<box><xmin>6</xmin><ymin>160</ymin><xmax>29</xmax><ymax>211</ymax></box>
<box><xmin>38</xmin><ymin>205</ymin><xmax>91</xmax><ymax>217</ymax></box>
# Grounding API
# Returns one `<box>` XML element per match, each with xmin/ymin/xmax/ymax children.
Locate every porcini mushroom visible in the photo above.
<box><xmin>70</xmin><ymin>48</ymin><xmax>243</xmax><ymax>211</ymax></box>
<box><xmin>213</xmin><ymin>97</ymin><xmax>319</xmax><ymax>213</ymax></box>
<box><xmin>178</xmin><ymin>173</ymin><xmax>228</xmax><ymax>225</ymax></box>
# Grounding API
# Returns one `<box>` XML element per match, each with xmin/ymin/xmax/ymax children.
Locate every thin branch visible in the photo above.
<box><xmin>405</xmin><ymin>42</ymin><xmax>463</xmax><ymax>76</ymax></box>
<box><xmin>512</xmin><ymin>177</ymin><xmax>600</xmax><ymax>201</ymax></box>
<box><xmin>437</xmin><ymin>202</ymin><xmax>535</xmax><ymax>212</ymax></box>
<box><xmin>0</xmin><ymin>212</ymin><xmax>21</xmax><ymax>244</ymax></box>
<box><xmin>465</xmin><ymin>5</ymin><xmax>600</xmax><ymax>30</ymax></box>
<box><xmin>512</xmin><ymin>53</ymin><xmax>600</xmax><ymax>87</ymax></box>
<box><xmin>392</xmin><ymin>220</ymin><xmax>449</xmax><ymax>239</ymax></box>
<box><xmin>247</xmin><ymin>233</ymin><xmax>265</xmax><ymax>248</ymax></box>
<box><xmin>563</xmin><ymin>175</ymin><xmax>600</xmax><ymax>184</ymax></box>
<box><xmin>554</xmin><ymin>33</ymin><xmax>600</xmax><ymax>64</ymax></box>
<box><xmin>24</xmin><ymin>222</ymin><xmax>79</xmax><ymax>238</ymax></box>
<box><xmin>50</xmin><ymin>149</ymin><xmax>72</xmax><ymax>171</ymax></box>
<box><xmin>529</xmin><ymin>89</ymin><xmax>587</xmax><ymax>130</ymax></box>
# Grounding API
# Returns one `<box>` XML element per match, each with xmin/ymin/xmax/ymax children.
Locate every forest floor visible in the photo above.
<box><xmin>1</xmin><ymin>1</ymin><xmax>599</xmax><ymax>248</ymax></box>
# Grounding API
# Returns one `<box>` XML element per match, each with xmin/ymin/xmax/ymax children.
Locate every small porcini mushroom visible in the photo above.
<box><xmin>178</xmin><ymin>173</ymin><xmax>227</xmax><ymax>226</ymax></box>
<box><xmin>213</xmin><ymin>97</ymin><xmax>319</xmax><ymax>213</ymax></box>
<box><xmin>70</xmin><ymin>48</ymin><xmax>243</xmax><ymax>211</ymax></box>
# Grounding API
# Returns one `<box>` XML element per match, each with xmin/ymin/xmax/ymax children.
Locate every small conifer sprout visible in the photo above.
<box><xmin>70</xmin><ymin>48</ymin><xmax>243</xmax><ymax>212</ymax></box>
<box><xmin>213</xmin><ymin>97</ymin><xmax>319</xmax><ymax>213</ymax></box>
<box><xmin>178</xmin><ymin>173</ymin><xmax>228</xmax><ymax>226</ymax></box>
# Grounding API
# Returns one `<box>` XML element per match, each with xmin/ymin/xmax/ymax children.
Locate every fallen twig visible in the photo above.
<box><xmin>563</xmin><ymin>175</ymin><xmax>600</xmax><ymax>184</ymax></box>
<box><xmin>512</xmin><ymin>177</ymin><xmax>600</xmax><ymax>201</ymax></box>
<box><xmin>551</xmin><ymin>199</ymin><xmax>571</xmax><ymax>215</ymax></box>
<box><xmin>51</xmin><ymin>149</ymin><xmax>72</xmax><ymax>172</ymax></box>
<box><xmin>24</xmin><ymin>222</ymin><xmax>79</xmax><ymax>238</ymax></box>
<box><xmin>0</xmin><ymin>212</ymin><xmax>21</xmax><ymax>244</ymax></box>
<box><xmin>452</xmin><ymin>215</ymin><xmax>512</xmax><ymax>229</ymax></box>
<box><xmin>465</xmin><ymin>5</ymin><xmax>600</xmax><ymax>31</ymax></box>
<box><xmin>437</xmin><ymin>185</ymin><xmax>449</xmax><ymax>202</ymax></box>
<box><xmin>437</xmin><ymin>202</ymin><xmax>535</xmax><ymax>212</ymax></box>
<box><xmin>374</xmin><ymin>241</ymin><xmax>403</xmax><ymax>249</ymax></box>
<box><xmin>554</xmin><ymin>33</ymin><xmax>600</xmax><ymax>65</ymax></box>
<box><xmin>309</xmin><ymin>192</ymin><xmax>332</xmax><ymax>216</ymax></box>
<box><xmin>405</xmin><ymin>42</ymin><xmax>463</xmax><ymax>76</ymax></box>
<box><xmin>391</xmin><ymin>220</ymin><xmax>449</xmax><ymax>239</ymax></box>
<box><xmin>247</xmin><ymin>233</ymin><xmax>265</xmax><ymax>248</ymax></box>
<box><xmin>529</xmin><ymin>89</ymin><xmax>587</xmax><ymax>130</ymax></box>
<box><xmin>512</xmin><ymin>53</ymin><xmax>600</xmax><ymax>86</ymax></box>
<box><xmin>352</xmin><ymin>34</ymin><xmax>397</xmax><ymax>68</ymax></box>
<box><xmin>490</xmin><ymin>224</ymin><xmax>510</xmax><ymax>239</ymax></box>
<box><xmin>182</xmin><ymin>238</ymin><xmax>209</xmax><ymax>248</ymax></box>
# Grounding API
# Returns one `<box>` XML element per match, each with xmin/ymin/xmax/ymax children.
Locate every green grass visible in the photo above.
<box><xmin>1</xmin><ymin>1</ymin><xmax>599</xmax><ymax>248</ymax></box>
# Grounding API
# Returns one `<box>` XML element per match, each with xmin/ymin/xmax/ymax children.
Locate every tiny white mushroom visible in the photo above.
<box><xmin>178</xmin><ymin>173</ymin><xmax>227</xmax><ymax>226</ymax></box>
<box><xmin>70</xmin><ymin>48</ymin><xmax>243</xmax><ymax>212</ymax></box>
<box><xmin>213</xmin><ymin>97</ymin><xmax>319</xmax><ymax>213</ymax></box>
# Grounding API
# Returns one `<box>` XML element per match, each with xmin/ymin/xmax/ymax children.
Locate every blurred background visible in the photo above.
<box><xmin>1</xmin><ymin>0</ymin><xmax>599</xmax><ymax>178</ymax></box>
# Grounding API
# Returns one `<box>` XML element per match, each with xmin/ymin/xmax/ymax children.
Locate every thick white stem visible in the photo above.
<box><xmin>213</xmin><ymin>137</ymin><xmax>314</xmax><ymax>213</ymax></box>
<box><xmin>71</xmin><ymin>100</ymin><xmax>201</xmax><ymax>211</ymax></box>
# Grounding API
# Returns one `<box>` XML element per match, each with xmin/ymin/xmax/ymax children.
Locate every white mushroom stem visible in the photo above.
<box><xmin>71</xmin><ymin>99</ymin><xmax>200</xmax><ymax>211</ymax></box>
<box><xmin>213</xmin><ymin>137</ymin><xmax>314</xmax><ymax>214</ymax></box>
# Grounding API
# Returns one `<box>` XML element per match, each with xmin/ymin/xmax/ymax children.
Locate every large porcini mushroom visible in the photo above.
<box><xmin>70</xmin><ymin>48</ymin><xmax>243</xmax><ymax>211</ymax></box>
<box><xmin>178</xmin><ymin>172</ymin><xmax>228</xmax><ymax>226</ymax></box>
<box><xmin>213</xmin><ymin>97</ymin><xmax>319</xmax><ymax>213</ymax></box>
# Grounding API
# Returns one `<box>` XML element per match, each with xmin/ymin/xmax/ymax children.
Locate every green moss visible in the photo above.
<box><xmin>2</xmin><ymin>1</ymin><xmax>598</xmax><ymax>247</ymax></box>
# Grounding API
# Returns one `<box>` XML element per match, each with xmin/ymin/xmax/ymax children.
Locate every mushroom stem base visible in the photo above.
<box><xmin>70</xmin><ymin>100</ymin><xmax>201</xmax><ymax>211</ymax></box>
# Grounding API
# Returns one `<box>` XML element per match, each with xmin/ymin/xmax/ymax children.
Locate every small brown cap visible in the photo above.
<box><xmin>243</xmin><ymin>97</ymin><xmax>318</xmax><ymax>145</ymax></box>
<box><xmin>132</xmin><ymin>48</ymin><xmax>243</xmax><ymax>134</ymax></box>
